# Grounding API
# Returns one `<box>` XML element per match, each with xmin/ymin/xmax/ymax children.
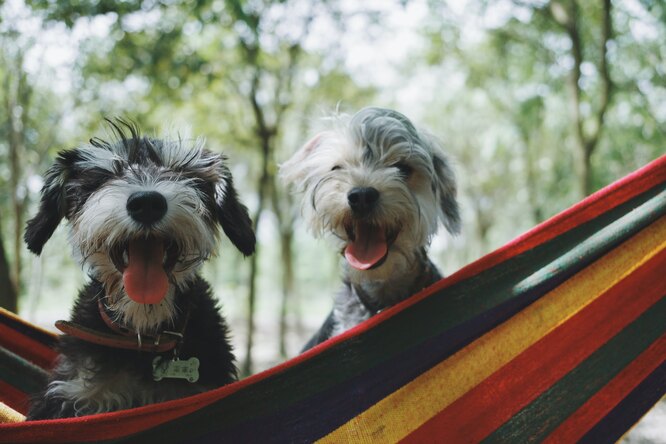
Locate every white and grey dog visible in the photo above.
<box><xmin>25</xmin><ymin>120</ymin><xmax>255</xmax><ymax>419</ymax></box>
<box><xmin>281</xmin><ymin>107</ymin><xmax>460</xmax><ymax>350</ymax></box>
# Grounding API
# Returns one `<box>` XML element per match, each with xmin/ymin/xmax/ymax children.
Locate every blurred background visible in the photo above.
<box><xmin>0</xmin><ymin>0</ymin><xmax>664</xmax><ymax>438</ymax></box>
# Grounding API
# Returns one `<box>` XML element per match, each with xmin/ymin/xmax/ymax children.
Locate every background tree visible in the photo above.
<box><xmin>221</xmin><ymin>0</ymin><xmax>318</xmax><ymax>373</ymax></box>
<box><xmin>415</xmin><ymin>0</ymin><xmax>663</xmax><ymax>264</ymax></box>
<box><xmin>540</xmin><ymin>0</ymin><xmax>614</xmax><ymax>198</ymax></box>
<box><xmin>0</xmin><ymin>223</ymin><xmax>17</xmax><ymax>312</ymax></box>
<box><xmin>1</xmin><ymin>31</ymin><xmax>31</xmax><ymax>303</ymax></box>
<box><xmin>0</xmin><ymin>8</ymin><xmax>66</xmax><ymax>311</ymax></box>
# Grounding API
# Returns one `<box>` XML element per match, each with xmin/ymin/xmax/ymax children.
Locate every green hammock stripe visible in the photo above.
<box><xmin>0</xmin><ymin>346</ymin><xmax>49</xmax><ymax>396</ymax></box>
<box><xmin>483</xmin><ymin>296</ymin><xmax>666</xmax><ymax>443</ymax></box>
<box><xmin>579</xmin><ymin>361</ymin><xmax>666</xmax><ymax>443</ymax></box>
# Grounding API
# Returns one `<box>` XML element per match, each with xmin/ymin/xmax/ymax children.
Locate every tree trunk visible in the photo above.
<box><xmin>242</xmin><ymin>135</ymin><xmax>271</xmax><ymax>376</ymax></box>
<box><xmin>472</xmin><ymin>197</ymin><xmax>491</xmax><ymax>254</ymax></box>
<box><xmin>6</xmin><ymin>81</ymin><xmax>21</xmax><ymax>294</ymax></box>
<box><xmin>553</xmin><ymin>0</ymin><xmax>613</xmax><ymax>198</ymax></box>
<box><xmin>4</xmin><ymin>48</ymin><xmax>29</xmax><ymax>298</ymax></box>
<box><xmin>270</xmin><ymin>180</ymin><xmax>295</xmax><ymax>359</ymax></box>
<box><xmin>233</xmin><ymin>5</ymin><xmax>311</xmax><ymax>373</ymax></box>
<box><xmin>518</xmin><ymin>127</ymin><xmax>545</xmax><ymax>224</ymax></box>
<box><xmin>0</xmin><ymin>223</ymin><xmax>18</xmax><ymax>312</ymax></box>
<box><xmin>278</xmin><ymin>227</ymin><xmax>294</xmax><ymax>358</ymax></box>
<box><xmin>563</xmin><ymin>0</ymin><xmax>589</xmax><ymax>198</ymax></box>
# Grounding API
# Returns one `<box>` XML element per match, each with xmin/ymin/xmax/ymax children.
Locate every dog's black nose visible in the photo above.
<box><xmin>127</xmin><ymin>191</ymin><xmax>167</xmax><ymax>225</ymax></box>
<box><xmin>348</xmin><ymin>187</ymin><xmax>379</xmax><ymax>216</ymax></box>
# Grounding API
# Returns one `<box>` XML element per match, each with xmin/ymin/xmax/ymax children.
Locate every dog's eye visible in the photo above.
<box><xmin>394</xmin><ymin>162</ymin><xmax>413</xmax><ymax>178</ymax></box>
<box><xmin>331</xmin><ymin>165</ymin><xmax>342</xmax><ymax>171</ymax></box>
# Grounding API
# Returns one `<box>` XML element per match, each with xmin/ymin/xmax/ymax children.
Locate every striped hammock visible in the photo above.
<box><xmin>1</xmin><ymin>155</ymin><xmax>664</xmax><ymax>443</ymax></box>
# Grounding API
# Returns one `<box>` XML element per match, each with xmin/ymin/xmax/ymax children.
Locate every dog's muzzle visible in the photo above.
<box><xmin>343</xmin><ymin>187</ymin><xmax>400</xmax><ymax>271</ymax></box>
<box><xmin>118</xmin><ymin>191</ymin><xmax>171</xmax><ymax>305</ymax></box>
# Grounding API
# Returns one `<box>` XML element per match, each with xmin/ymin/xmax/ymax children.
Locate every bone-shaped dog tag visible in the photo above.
<box><xmin>152</xmin><ymin>356</ymin><xmax>200</xmax><ymax>383</ymax></box>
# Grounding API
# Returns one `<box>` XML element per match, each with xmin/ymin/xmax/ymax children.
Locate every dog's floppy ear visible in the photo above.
<box><xmin>215</xmin><ymin>172</ymin><xmax>256</xmax><ymax>257</ymax></box>
<box><xmin>24</xmin><ymin>149</ymin><xmax>79</xmax><ymax>254</ymax></box>
<box><xmin>432</xmin><ymin>152</ymin><xmax>461</xmax><ymax>235</ymax></box>
<box><xmin>279</xmin><ymin>133</ymin><xmax>324</xmax><ymax>188</ymax></box>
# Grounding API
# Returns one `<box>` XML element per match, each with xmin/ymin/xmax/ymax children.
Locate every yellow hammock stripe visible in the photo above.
<box><xmin>319</xmin><ymin>216</ymin><xmax>666</xmax><ymax>444</ymax></box>
<box><xmin>0</xmin><ymin>402</ymin><xmax>25</xmax><ymax>424</ymax></box>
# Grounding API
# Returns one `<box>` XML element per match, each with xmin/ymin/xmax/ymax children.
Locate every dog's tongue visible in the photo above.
<box><xmin>122</xmin><ymin>239</ymin><xmax>168</xmax><ymax>304</ymax></box>
<box><xmin>344</xmin><ymin>223</ymin><xmax>388</xmax><ymax>270</ymax></box>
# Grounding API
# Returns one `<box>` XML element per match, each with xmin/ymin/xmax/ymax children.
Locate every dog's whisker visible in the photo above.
<box><xmin>311</xmin><ymin>174</ymin><xmax>335</xmax><ymax>212</ymax></box>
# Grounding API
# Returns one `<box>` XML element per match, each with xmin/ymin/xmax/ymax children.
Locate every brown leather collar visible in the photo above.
<box><xmin>97</xmin><ymin>299</ymin><xmax>137</xmax><ymax>336</ymax></box>
<box><xmin>54</xmin><ymin>299</ymin><xmax>190</xmax><ymax>353</ymax></box>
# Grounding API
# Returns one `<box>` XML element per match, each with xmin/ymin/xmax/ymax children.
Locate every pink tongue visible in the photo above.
<box><xmin>122</xmin><ymin>239</ymin><xmax>169</xmax><ymax>304</ymax></box>
<box><xmin>344</xmin><ymin>223</ymin><xmax>388</xmax><ymax>270</ymax></box>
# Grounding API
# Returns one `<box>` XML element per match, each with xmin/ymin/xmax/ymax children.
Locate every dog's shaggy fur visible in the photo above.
<box><xmin>281</xmin><ymin>107</ymin><xmax>460</xmax><ymax>350</ymax></box>
<box><xmin>25</xmin><ymin>121</ymin><xmax>255</xmax><ymax>419</ymax></box>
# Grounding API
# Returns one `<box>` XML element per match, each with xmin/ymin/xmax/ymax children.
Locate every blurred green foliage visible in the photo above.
<box><xmin>0</xmin><ymin>0</ymin><xmax>664</xmax><ymax>369</ymax></box>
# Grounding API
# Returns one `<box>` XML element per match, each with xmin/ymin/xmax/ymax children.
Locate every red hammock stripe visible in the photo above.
<box><xmin>578</xmin><ymin>361</ymin><xmax>666</xmax><ymax>442</ymax></box>
<box><xmin>0</xmin><ymin>389</ymin><xmax>220</xmax><ymax>443</ymax></box>
<box><xmin>0</xmin><ymin>380</ymin><xmax>28</xmax><ymax>416</ymax></box>
<box><xmin>0</xmin><ymin>322</ymin><xmax>56</xmax><ymax>370</ymax></box>
<box><xmin>544</xmin><ymin>335</ymin><xmax>666</xmax><ymax>443</ymax></box>
<box><xmin>400</xmin><ymin>246</ymin><xmax>666</xmax><ymax>443</ymax></box>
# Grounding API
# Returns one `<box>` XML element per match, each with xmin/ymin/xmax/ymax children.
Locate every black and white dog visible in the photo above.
<box><xmin>25</xmin><ymin>121</ymin><xmax>255</xmax><ymax>419</ymax></box>
<box><xmin>281</xmin><ymin>107</ymin><xmax>460</xmax><ymax>351</ymax></box>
